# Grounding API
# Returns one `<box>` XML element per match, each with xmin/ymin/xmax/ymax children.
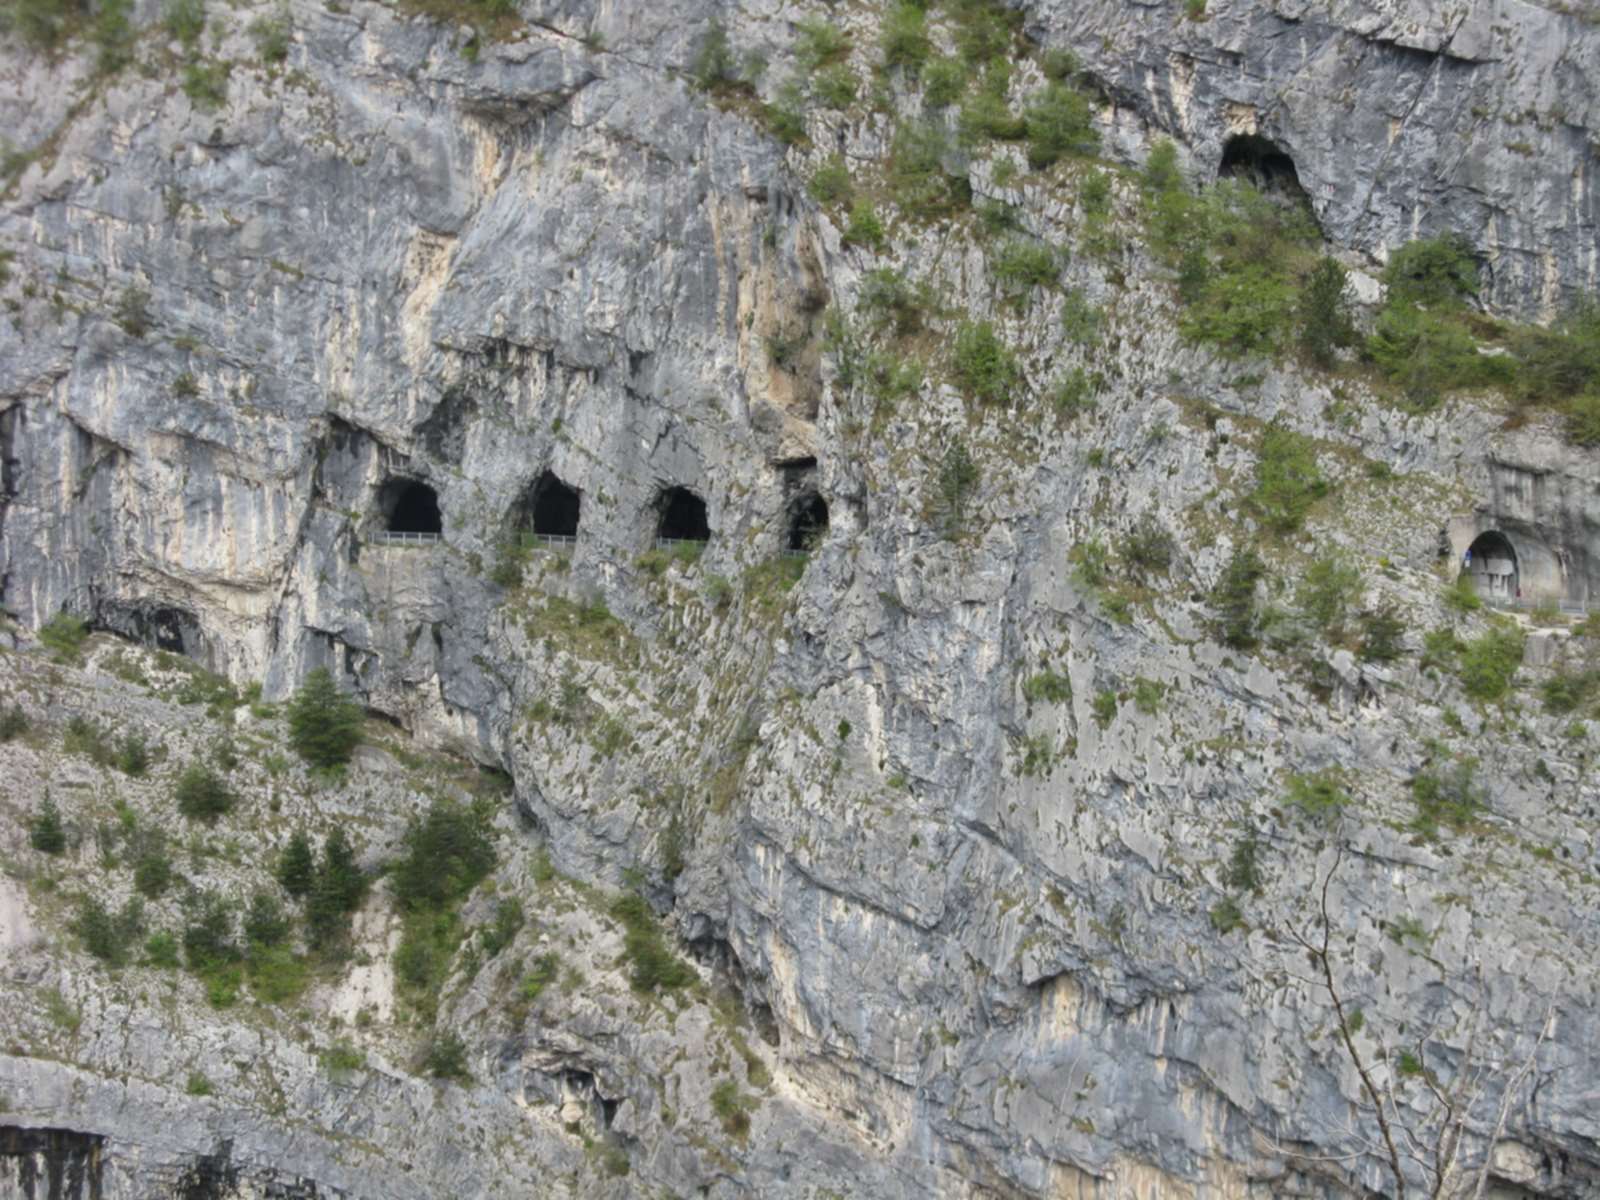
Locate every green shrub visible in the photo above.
<box><xmin>320</xmin><ymin>1041</ymin><xmax>367</xmax><ymax>1075</ymax></box>
<box><xmin>813</xmin><ymin>63</ymin><xmax>857</xmax><ymax>109</ymax></box>
<box><xmin>287</xmin><ymin>667</ymin><xmax>364</xmax><ymax>769</ymax></box>
<box><xmin>1459</xmin><ymin>624</ymin><xmax>1524</xmax><ymax>702</ymax></box>
<box><xmin>243</xmin><ymin>891</ymin><xmax>290</xmax><ymax>948</ymax></box>
<box><xmin>1210</xmin><ymin>548</ymin><xmax>1265</xmax><ymax>648</ymax></box>
<box><xmin>951</xmin><ymin>320</ymin><xmax>1020</xmax><ymax>403</ymax></box>
<box><xmin>1070</xmin><ymin>539</ymin><xmax>1108</xmax><ymax>590</ymax></box>
<box><xmin>0</xmin><ymin>703</ymin><xmax>28</xmax><ymax>742</ymax></box>
<box><xmin>180</xmin><ymin>60</ymin><xmax>229</xmax><ymax>111</ymax></box>
<box><xmin>1121</xmin><ymin>518</ymin><xmax>1174</xmax><ymax>581</ymax></box>
<box><xmin>1139</xmin><ymin>139</ymin><xmax>1182</xmax><ymax>193</ymax></box>
<box><xmin>1180</xmin><ymin>264</ymin><xmax>1295</xmax><ymax>357</ymax></box>
<box><xmin>1359</xmin><ymin>608</ymin><xmax>1406</xmax><ymax>663</ymax></box>
<box><xmin>1285</xmin><ymin>770</ymin><xmax>1349</xmax><ymax>823</ymax></box>
<box><xmin>879</xmin><ymin>2</ymin><xmax>929</xmax><ymax>74</ymax></box>
<box><xmin>1209</xmin><ymin>896</ymin><xmax>1243</xmax><ymax>934</ymax></box>
<box><xmin>248</xmin><ymin>7</ymin><xmax>290</xmax><ymax>62</ymax></box>
<box><xmin>1040</xmin><ymin>47</ymin><xmax>1079</xmax><ymax>83</ymax></box>
<box><xmin>1250</xmin><ymin>425</ymin><xmax>1326</xmax><ymax>534</ymax></box>
<box><xmin>993</xmin><ymin>238</ymin><xmax>1059</xmax><ymax>294</ymax></box>
<box><xmin>1091</xmin><ymin>689</ymin><xmax>1118</xmax><ymax>728</ymax></box>
<box><xmin>1058</xmin><ymin>288</ymin><xmax>1101</xmax><ymax>345</ymax></box>
<box><xmin>1410</xmin><ymin>759</ymin><xmax>1483</xmax><ymax>837</ymax></box>
<box><xmin>39</xmin><ymin>613</ymin><xmax>88</xmax><ymax>661</ymax></box>
<box><xmin>794</xmin><ymin>17</ymin><xmax>848</xmax><ymax>68</ymax></box>
<box><xmin>1566</xmin><ymin>389</ymin><xmax>1600</xmax><ymax>446</ymax></box>
<box><xmin>1226</xmin><ymin>829</ymin><xmax>1260</xmax><ymax>891</ymax></box>
<box><xmin>28</xmin><ymin>794</ymin><xmax>66</xmax><ymax>855</ymax></box>
<box><xmin>185</xmin><ymin>1071</ymin><xmax>213</xmax><ymax>1097</ymax></box>
<box><xmin>610</xmin><ymin>893</ymin><xmax>695</xmax><ymax>992</ymax></box>
<box><xmin>858</xmin><ymin>268</ymin><xmax>933</xmax><ymax>337</ymax></box>
<box><xmin>115</xmin><ymin>732</ymin><xmax>150</xmax><ymax>777</ymax></box>
<box><xmin>520</xmin><ymin>951</ymin><xmax>562</xmax><ymax>1002</ymax></box>
<box><xmin>478</xmin><ymin>897</ymin><xmax>525</xmax><ymax>957</ymax></box>
<box><xmin>76</xmin><ymin>895</ymin><xmax>144</xmax><ymax>965</ymax></box>
<box><xmin>422</xmin><ymin>1031</ymin><xmax>471</xmax><ymax>1081</ymax></box>
<box><xmin>1541</xmin><ymin>668</ymin><xmax>1600</xmax><ymax>714</ymax></box>
<box><xmin>1049</xmin><ymin>368</ymin><xmax>1095</xmax><ymax>417</ymax></box>
<box><xmin>1421</xmin><ymin>627</ymin><xmax>1462</xmax><ymax>671</ymax></box>
<box><xmin>957</xmin><ymin>90</ymin><xmax>1024</xmax><ymax>145</ymax></box>
<box><xmin>1023</xmin><ymin>82</ymin><xmax>1097</xmax><ymax>169</ymax></box>
<box><xmin>886</xmin><ymin>120</ymin><xmax>968</xmax><ymax>217</ymax></box>
<box><xmin>921</xmin><ymin>56</ymin><xmax>966</xmax><ymax>109</ymax></box>
<box><xmin>1132</xmin><ymin>677</ymin><xmax>1164</xmax><ymax>714</ymax></box>
<box><xmin>1295</xmin><ymin>555</ymin><xmax>1362</xmax><ymax>638</ymax></box>
<box><xmin>1021</xmin><ymin>671</ymin><xmax>1072</xmax><ymax>705</ymax></box>
<box><xmin>808</xmin><ymin>155</ymin><xmax>851</xmax><ymax>206</ymax></box>
<box><xmin>306</xmin><ymin>827</ymin><xmax>367</xmax><ymax>950</ymax></box>
<box><xmin>762</xmin><ymin>79</ymin><xmax>808</xmax><ymax>145</ymax></box>
<box><xmin>689</xmin><ymin>21</ymin><xmax>741</xmax><ymax>92</ymax></box>
<box><xmin>390</xmin><ymin>799</ymin><xmax>496</xmax><ymax>912</ymax></box>
<box><xmin>175</xmin><ymin>764</ymin><xmax>234</xmax><ymax>822</ymax></box>
<box><xmin>131</xmin><ymin>834</ymin><xmax>174</xmax><ymax>898</ymax></box>
<box><xmin>843</xmin><ymin>200</ymin><xmax>885</xmax><ymax>250</ymax></box>
<box><xmin>163</xmin><ymin>0</ymin><xmax>204</xmax><ymax>46</ymax></box>
<box><xmin>145</xmin><ymin>930</ymin><xmax>181</xmax><ymax>968</ymax></box>
<box><xmin>1383</xmin><ymin>235</ymin><xmax>1478</xmax><ymax>308</ymax></box>
<box><xmin>1297</xmin><ymin>257</ymin><xmax>1354</xmax><ymax>367</ymax></box>
<box><xmin>1443</xmin><ymin>573</ymin><xmax>1482</xmax><ymax>614</ymax></box>
<box><xmin>183</xmin><ymin>892</ymin><xmax>239</xmax><ymax>969</ymax></box>
<box><xmin>277</xmin><ymin>829</ymin><xmax>316</xmax><ymax>897</ymax></box>
<box><xmin>930</xmin><ymin>441</ymin><xmax>980</xmax><ymax>537</ymax></box>
<box><xmin>1366</xmin><ymin>304</ymin><xmax>1508</xmax><ymax>408</ymax></box>
<box><xmin>711</xmin><ymin>1079</ymin><xmax>754</xmax><ymax>1138</ymax></box>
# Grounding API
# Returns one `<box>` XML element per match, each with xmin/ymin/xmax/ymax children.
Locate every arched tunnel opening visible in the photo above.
<box><xmin>380</xmin><ymin>479</ymin><xmax>443</xmax><ymax>535</ymax></box>
<box><xmin>1219</xmin><ymin>133</ymin><xmax>1308</xmax><ymax>202</ymax></box>
<box><xmin>787</xmin><ymin>493</ymin><xmax>829</xmax><ymax>552</ymax></box>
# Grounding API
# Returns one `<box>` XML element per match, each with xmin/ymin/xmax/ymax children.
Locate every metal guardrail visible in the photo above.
<box><xmin>654</xmin><ymin>537</ymin><xmax>707</xmax><ymax>551</ymax></box>
<box><xmin>530</xmin><ymin>533</ymin><xmax>577</xmax><ymax>549</ymax></box>
<box><xmin>1485</xmin><ymin>595</ymin><xmax>1592</xmax><ymax>617</ymax></box>
<box><xmin>371</xmin><ymin>531</ymin><xmax>442</xmax><ymax>545</ymax></box>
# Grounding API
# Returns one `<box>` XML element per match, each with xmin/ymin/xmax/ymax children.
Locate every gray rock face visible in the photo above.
<box><xmin>2</xmin><ymin>0</ymin><xmax>1600</xmax><ymax>1198</ymax></box>
<box><xmin>1036</xmin><ymin>0</ymin><xmax>1600</xmax><ymax>318</ymax></box>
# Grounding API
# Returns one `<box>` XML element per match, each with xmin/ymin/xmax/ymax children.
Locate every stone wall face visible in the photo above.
<box><xmin>2</xmin><ymin>2</ymin><xmax>1599</xmax><ymax>1198</ymax></box>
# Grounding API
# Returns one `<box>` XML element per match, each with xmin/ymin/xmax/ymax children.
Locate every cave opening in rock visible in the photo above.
<box><xmin>787</xmin><ymin>492</ymin><xmax>829</xmax><ymax>552</ymax></box>
<box><xmin>521</xmin><ymin>472</ymin><xmax>580</xmax><ymax>540</ymax></box>
<box><xmin>381</xmin><ymin>479</ymin><xmax>442</xmax><ymax>535</ymax></box>
<box><xmin>655</xmin><ymin>487</ymin><xmax>710</xmax><ymax>543</ymax></box>
<box><xmin>1463</xmin><ymin>529</ymin><xmax>1520</xmax><ymax>602</ymax></box>
<box><xmin>1219</xmin><ymin>133</ymin><xmax>1306</xmax><ymax>198</ymax></box>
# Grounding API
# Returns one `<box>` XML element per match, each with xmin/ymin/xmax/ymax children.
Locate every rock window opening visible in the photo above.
<box><xmin>518</xmin><ymin>472</ymin><xmax>580</xmax><ymax>547</ymax></box>
<box><xmin>655</xmin><ymin>487</ymin><xmax>710</xmax><ymax>546</ymax></box>
<box><xmin>379</xmin><ymin>479</ymin><xmax>443</xmax><ymax>540</ymax></box>
<box><xmin>787</xmin><ymin>493</ymin><xmax>829</xmax><ymax>553</ymax></box>
<box><xmin>1463</xmin><ymin>530</ymin><xmax>1519</xmax><ymax>602</ymax></box>
<box><xmin>1219</xmin><ymin>133</ymin><xmax>1308</xmax><ymax>202</ymax></box>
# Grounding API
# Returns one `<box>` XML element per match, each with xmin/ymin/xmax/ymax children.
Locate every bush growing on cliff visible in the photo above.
<box><xmin>1459</xmin><ymin>623</ymin><xmax>1524</xmax><ymax>702</ymax></box>
<box><xmin>1023</xmin><ymin>82</ymin><xmax>1097</xmax><ymax>169</ymax></box>
<box><xmin>610</xmin><ymin>892</ymin><xmax>695</xmax><ymax>992</ymax></box>
<box><xmin>1285</xmin><ymin>770</ymin><xmax>1350</xmax><ymax>824</ymax></box>
<box><xmin>287</xmin><ymin>667</ymin><xmax>363</xmax><ymax>769</ymax></box>
<box><xmin>277</xmin><ymin>829</ymin><xmax>315</xmax><ymax>897</ymax></box>
<box><xmin>951</xmin><ymin>320</ymin><xmax>1020</xmax><ymax>403</ymax></box>
<box><xmin>1297</xmin><ymin>257</ymin><xmax>1355</xmax><ymax>367</ymax></box>
<box><xmin>879</xmin><ymin>2</ymin><xmax>930</xmax><ymax>74</ymax></box>
<box><xmin>76</xmin><ymin>895</ymin><xmax>144</xmax><ymax>965</ymax></box>
<box><xmin>886</xmin><ymin>120</ymin><xmax>969</xmax><ymax>217</ymax></box>
<box><xmin>175</xmin><ymin>764</ymin><xmax>234</xmax><ymax>822</ymax></box>
<box><xmin>1250</xmin><ymin>425</ymin><xmax>1326</xmax><ymax>534</ymax></box>
<box><xmin>28</xmin><ymin>794</ymin><xmax>66</xmax><ymax>855</ymax></box>
<box><xmin>390</xmin><ymin>799</ymin><xmax>496</xmax><ymax>911</ymax></box>
<box><xmin>39</xmin><ymin>613</ymin><xmax>88</xmax><ymax>662</ymax></box>
<box><xmin>930</xmin><ymin>441</ymin><xmax>980</xmax><ymax>537</ymax></box>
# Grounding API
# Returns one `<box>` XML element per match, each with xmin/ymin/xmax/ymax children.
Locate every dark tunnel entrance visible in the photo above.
<box><xmin>655</xmin><ymin>487</ymin><xmax>710</xmax><ymax>544</ymax></box>
<box><xmin>380</xmin><ymin>479</ymin><xmax>443</xmax><ymax>535</ymax></box>
<box><xmin>1219</xmin><ymin>133</ymin><xmax>1307</xmax><ymax>200</ymax></box>
<box><xmin>787</xmin><ymin>493</ymin><xmax>829</xmax><ymax>552</ymax></box>
<box><xmin>522</xmin><ymin>472</ymin><xmax>581</xmax><ymax>540</ymax></box>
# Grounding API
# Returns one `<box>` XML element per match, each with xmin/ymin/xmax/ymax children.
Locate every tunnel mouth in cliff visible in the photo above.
<box><xmin>379</xmin><ymin>479</ymin><xmax>443</xmax><ymax>535</ymax></box>
<box><xmin>518</xmin><ymin>471</ymin><xmax>580</xmax><ymax>540</ymax></box>
<box><xmin>655</xmin><ymin>487</ymin><xmax>710</xmax><ymax>543</ymax></box>
<box><xmin>1219</xmin><ymin>133</ymin><xmax>1310</xmax><ymax>205</ymax></box>
<box><xmin>786</xmin><ymin>492</ymin><xmax>829</xmax><ymax>552</ymax></box>
<box><xmin>1463</xmin><ymin>529</ymin><xmax>1521</xmax><ymax>601</ymax></box>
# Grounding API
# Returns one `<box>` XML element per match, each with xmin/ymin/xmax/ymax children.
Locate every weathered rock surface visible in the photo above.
<box><xmin>1</xmin><ymin>0</ymin><xmax>1599</xmax><ymax>1197</ymax></box>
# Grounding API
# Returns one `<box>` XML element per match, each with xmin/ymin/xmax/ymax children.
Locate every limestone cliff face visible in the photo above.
<box><xmin>2</xmin><ymin>1</ymin><xmax>1600</xmax><ymax>1198</ymax></box>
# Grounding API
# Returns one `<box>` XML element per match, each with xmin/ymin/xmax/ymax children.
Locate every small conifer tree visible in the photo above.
<box><xmin>29</xmin><ymin>793</ymin><xmax>66</xmax><ymax>855</ymax></box>
<box><xmin>277</xmin><ymin>829</ymin><xmax>315</xmax><ymax>898</ymax></box>
<box><xmin>286</xmin><ymin>667</ymin><xmax>363</xmax><ymax>769</ymax></box>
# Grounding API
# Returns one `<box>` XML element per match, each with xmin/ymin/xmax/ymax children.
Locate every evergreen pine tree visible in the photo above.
<box><xmin>286</xmin><ymin>667</ymin><xmax>363</xmax><ymax>769</ymax></box>
<box><xmin>1298</xmin><ymin>256</ymin><xmax>1354</xmax><ymax>368</ymax></box>
<box><xmin>29</xmin><ymin>793</ymin><xmax>66</xmax><ymax>855</ymax></box>
<box><xmin>277</xmin><ymin>829</ymin><xmax>315</xmax><ymax>898</ymax></box>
